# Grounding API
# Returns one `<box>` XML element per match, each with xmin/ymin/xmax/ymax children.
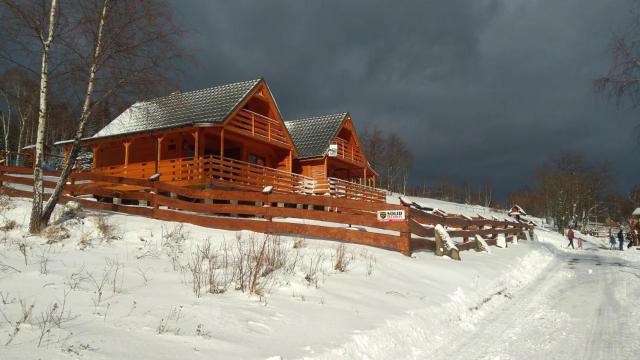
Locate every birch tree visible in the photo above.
<box><xmin>30</xmin><ymin>0</ymin><xmax>59</xmax><ymax>232</ymax></box>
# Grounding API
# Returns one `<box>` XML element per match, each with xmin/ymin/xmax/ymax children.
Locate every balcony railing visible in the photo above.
<box><xmin>330</xmin><ymin>137</ymin><xmax>365</xmax><ymax>165</ymax></box>
<box><xmin>226</xmin><ymin>109</ymin><xmax>289</xmax><ymax>146</ymax></box>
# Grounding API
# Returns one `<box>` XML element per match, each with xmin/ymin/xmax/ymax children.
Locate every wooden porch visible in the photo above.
<box><xmin>93</xmin><ymin>154</ymin><xmax>386</xmax><ymax>202</ymax></box>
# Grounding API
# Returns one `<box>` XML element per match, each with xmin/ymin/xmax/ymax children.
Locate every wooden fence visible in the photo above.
<box><xmin>0</xmin><ymin>165</ymin><xmax>532</xmax><ymax>256</ymax></box>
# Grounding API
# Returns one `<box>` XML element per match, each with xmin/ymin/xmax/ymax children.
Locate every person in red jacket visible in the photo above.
<box><xmin>567</xmin><ymin>228</ymin><xmax>575</xmax><ymax>249</ymax></box>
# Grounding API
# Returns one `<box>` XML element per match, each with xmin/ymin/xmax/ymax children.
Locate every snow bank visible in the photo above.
<box><xmin>313</xmin><ymin>244</ymin><xmax>554</xmax><ymax>359</ymax></box>
<box><xmin>0</xmin><ymin>196</ymin><xmax>555</xmax><ymax>360</ymax></box>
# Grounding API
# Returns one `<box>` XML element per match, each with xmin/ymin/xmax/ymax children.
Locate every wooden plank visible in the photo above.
<box><xmin>154</xmin><ymin>194</ymin><xmax>406</xmax><ymax>232</ymax></box>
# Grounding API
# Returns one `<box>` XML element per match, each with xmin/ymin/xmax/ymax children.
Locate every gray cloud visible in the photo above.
<box><xmin>174</xmin><ymin>0</ymin><xmax>639</xmax><ymax>197</ymax></box>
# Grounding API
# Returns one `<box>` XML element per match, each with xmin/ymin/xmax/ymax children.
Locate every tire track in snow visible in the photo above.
<box><xmin>429</xmin><ymin>250</ymin><xmax>640</xmax><ymax>360</ymax></box>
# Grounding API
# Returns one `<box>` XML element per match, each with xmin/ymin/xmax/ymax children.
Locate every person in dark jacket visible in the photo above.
<box><xmin>618</xmin><ymin>229</ymin><xmax>625</xmax><ymax>251</ymax></box>
<box><xmin>567</xmin><ymin>228</ymin><xmax>575</xmax><ymax>249</ymax></box>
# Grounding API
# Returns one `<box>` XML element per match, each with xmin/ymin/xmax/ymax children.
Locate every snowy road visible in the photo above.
<box><xmin>430</xmin><ymin>243</ymin><xmax>640</xmax><ymax>360</ymax></box>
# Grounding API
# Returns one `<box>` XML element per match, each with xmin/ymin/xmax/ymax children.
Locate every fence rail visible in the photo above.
<box><xmin>0</xmin><ymin>164</ymin><xmax>533</xmax><ymax>256</ymax></box>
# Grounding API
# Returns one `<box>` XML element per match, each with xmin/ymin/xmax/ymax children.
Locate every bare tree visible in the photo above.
<box><xmin>0</xmin><ymin>0</ymin><xmax>183</xmax><ymax>231</ymax></box>
<box><xmin>595</xmin><ymin>6</ymin><xmax>640</xmax><ymax>143</ymax></box>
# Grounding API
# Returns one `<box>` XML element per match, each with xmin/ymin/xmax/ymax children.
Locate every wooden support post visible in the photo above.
<box><xmin>155</xmin><ymin>136</ymin><xmax>163</xmax><ymax>175</ymax></box>
<box><xmin>288</xmin><ymin>150</ymin><xmax>293</xmax><ymax>173</ymax></box>
<box><xmin>123</xmin><ymin>142</ymin><xmax>131</xmax><ymax>174</ymax></box>
<box><xmin>63</xmin><ymin>146</ymin><xmax>70</xmax><ymax>163</ymax></box>
<box><xmin>192</xmin><ymin>130</ymin><xmax>199</xmax><ymax>159</ymax></box>
<box><xmin>268</xmin><ymin>121</ymin><xmax>271</xmax><ymax>142</ymax></box>
<box><xmin>92</xmin><ymin>145</ymin><xmax>99</xmax><ymax>168</ymax></box>
<box><xmin>400</xmin><ymin>204</ymin><xmax>412</xmax><ymax>256</ymax></box>
<box><xmin>323</xmin><ymin>156</ymin><xmax>328</xmax><ymax>178</ymax></box>
<box><xmin>363</xmin><ymin>167</ymin><xmax>367</xmax><ymax>187</ymax></box>
<box><xmin>220</xmin><ymin>128</ymin><xmax>225</xmax><ymax>158</ymax></box>
<box><xmin>124</xmin><ymin>142</ymin><xmax>130</xmax><ymax>167</ymax></box>
<box><xmin>157</xmin><ymin>137</ymin><xmax>163</xmax><ymax>161</ymax></box>
<box><xmin>251</xmin><ymin>113</ymin><xmax>255</xmax><ymax>136</ymax></box>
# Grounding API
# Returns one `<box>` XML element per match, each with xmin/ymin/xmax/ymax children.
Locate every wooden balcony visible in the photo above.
<box><xmin>226</xmin><ymin>109</ymin><xmax>289</xmax><ymax>147</ymax></box>
<box><xmin>330</xmin><ymin>137</ymin><xmax>365</xmax><ymax>165</ymax></box>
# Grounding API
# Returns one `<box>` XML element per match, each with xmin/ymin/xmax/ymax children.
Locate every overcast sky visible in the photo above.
<box><xmin>173</xmin><ymin>0</ymin><xmax>639</xmax><ymax>198</ymax></box>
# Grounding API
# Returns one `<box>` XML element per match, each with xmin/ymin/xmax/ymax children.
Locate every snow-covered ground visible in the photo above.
<box><xmin>0</xmin><ymin>196</ymin><xmax>637</xmax><ymax>359</ymax></box>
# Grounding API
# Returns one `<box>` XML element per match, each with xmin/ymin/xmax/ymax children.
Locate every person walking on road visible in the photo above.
<box><xmin>609</xmin><ymin>232</ymin><xmax>617</xmax><ymax>250</ymax></box>
<box><xmin>567</xmin><ymin>228</ymin><xmax>575</xmax><ymax>249</ymax></box>
<box><xmin>618</xmin><ymin>229</ymin><xmax>625</xmax><ymax>251</ymax></box>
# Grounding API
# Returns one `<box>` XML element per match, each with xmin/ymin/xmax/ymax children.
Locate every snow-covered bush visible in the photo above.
<box><xmin>0</xmin><ymin>195</ymin><xmax>13</xmax><ymax>211</ymax></box>
<box><xmin>59</xmin><ymin>201</ymin><xmax>84</xmax><ymax>222</ymax></box>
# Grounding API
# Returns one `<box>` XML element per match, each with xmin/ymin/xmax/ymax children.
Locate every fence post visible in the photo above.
<box><xmin>0</xmin><ymin>163</ymin><xmax>4</xmax><ymax>188</ymax></box>
<box><xmin>150</xmin><ymin>183</ymin><xmax>158</xmax><ymax>218</ymax></box>
<box><xmin>400</xmin><ymin>205</ymin><xmax>412</xmax><ymax>256</ymax></box>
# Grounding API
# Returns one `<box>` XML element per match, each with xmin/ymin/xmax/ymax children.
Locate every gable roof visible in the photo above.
<box><xmin>284</xmin><ymin>113</ymin><xmax>347</xmax><ymax>159</ymax></box>
<box><xmin>91</xmin><ymin>79</ymin><xmax>262</xmax><ymax>140</ymax></box>
<box><xmin>509</xmin><ymin>205</ymin><xmax>527</xmax><ymax>216</ymax></box>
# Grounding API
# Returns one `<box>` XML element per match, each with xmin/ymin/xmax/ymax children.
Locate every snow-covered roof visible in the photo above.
<box><xmin>508</xmin><ymin>205</ymin><xmax>527</xmax><ymax>216</ymax></box>
<box><xmin>91</xmin><ymin>78</ymin><xmax>262</xmax><ymax>140</ymax></box>
<box><xmin>284</xmin><ymin>113</ymin><xmax>347</xmax><ymax>159</ymax></box>
<box><xmin>633</xmin><ymin>208</ymin><xmax>640</xmax><ymax>216</ymax></box>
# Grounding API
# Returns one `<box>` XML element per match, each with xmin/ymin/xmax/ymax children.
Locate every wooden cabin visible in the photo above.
<box><xmin>285</xmin><ymin>113</ymin><xmax>377</xmax><ymax>188</ymax></box>
<box><xmin>632</xmin><ymin>208</ymin><xmax>640</xmax><ymax>229</ymax></box>
<box><xmin>508</xmin><ymin>205</ymin><xmax>527</xmax><ymax>221</ymax></box>
<box><xmin>55</xmin><ymin>79</ymin><xmax>384</xmax><ymax>200</ymax></box>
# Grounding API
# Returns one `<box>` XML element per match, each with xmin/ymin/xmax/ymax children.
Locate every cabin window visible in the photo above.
<box><xmin>248</xmin><ymin>153</ymin><xmax>265</xmax><ymax>166</ymax></box>
<box><xmin>168</xmin><ymin>144</ymin><xmax>176</xmax><ymax>151</ymax></box>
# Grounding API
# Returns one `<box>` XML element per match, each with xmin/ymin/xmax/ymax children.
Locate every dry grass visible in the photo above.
<box><xmin>95</xmin><ymin>215</ymin><xmax>119</xmax><ymax>241</ymax></box>
<box><xmin>333</xmin><ymin>243</ymin><xmax>352</xmax><ymax>272</ymax></box>
<box><xmin>42</xmin><ymin>224</ymin><xmax>71</xmax><ymax>244</ymax></box>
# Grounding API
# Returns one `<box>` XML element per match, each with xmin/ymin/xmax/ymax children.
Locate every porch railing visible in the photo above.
<box><xmin>93</xmin><ymin>155</ymin><xmax>385</xmax><ymax>201</ymax></box>
<box><xmin>315</xmin><ymin>176</ymin><xmax>386</xmax><ymax>202</ymax></box>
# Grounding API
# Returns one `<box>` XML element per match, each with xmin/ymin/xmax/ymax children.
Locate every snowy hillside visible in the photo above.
<box><xmin>0</xmin><ymin>195</ymin><xmax>636</xmax><ymax>359</ymax></box>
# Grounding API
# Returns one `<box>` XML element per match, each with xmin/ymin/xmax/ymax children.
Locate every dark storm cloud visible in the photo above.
<box><xmin>173</xmin><ymin>0</ymin><xmax>639</xmax><ymax>197</ymax></box>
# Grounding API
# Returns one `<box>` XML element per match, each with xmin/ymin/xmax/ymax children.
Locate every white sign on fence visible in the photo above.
<box><xmin>377</xmin><ymin>210</ymin><xmax>406</xmax><ymax>222</ymax></box>
<box><xmin>327</xmin><ymin>144</ymin><xmax>338</xmax><ymax>157</ymax></box>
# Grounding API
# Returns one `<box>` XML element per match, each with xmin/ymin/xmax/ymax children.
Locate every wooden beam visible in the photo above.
<box><xmin>288</xmin><ymin>150</ymin><xmax>293</xmax><ymax>173</ymax></box>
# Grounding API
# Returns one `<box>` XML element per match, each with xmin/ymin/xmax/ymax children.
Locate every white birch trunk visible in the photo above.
<box><xmin>0</xmin><ymin>98</ymin><xmax>9</xmax><ymax>163</ymax></box>
<box><xmin>41</xmin><ymin>0</ymin><xmax>110</xmax><ymax>225</ymax></box>
<box><xmin>29</xmin><ymin>0</ymin><xmax>58</xmax><ymax>233</ymax></box>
